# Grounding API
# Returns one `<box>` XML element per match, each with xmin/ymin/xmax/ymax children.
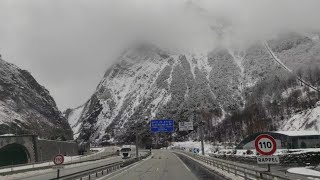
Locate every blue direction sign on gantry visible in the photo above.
<box><xmin>151</xmin><ymin>120</ymin><xmax>174</xmax><ymax>133</ymax></box>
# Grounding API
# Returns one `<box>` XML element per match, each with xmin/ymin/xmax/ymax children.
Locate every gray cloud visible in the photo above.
<box><xmin>0</xmin><ymin>0</ymin><xmax>320</xmax><ymax>110</ymax></box>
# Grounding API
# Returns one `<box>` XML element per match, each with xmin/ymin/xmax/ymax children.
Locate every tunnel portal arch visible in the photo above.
<box><xmin>0</xmin><ymin>143</ymin><xmax>30</xmax><ymax>166</ymax></box>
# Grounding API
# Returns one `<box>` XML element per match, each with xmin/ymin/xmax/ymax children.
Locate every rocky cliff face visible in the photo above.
<box><xmin>0</xmin><ymin>58</ymin><xmax>73</xmax><ymax>140</ymax></box>
<box><xmin>67</xmin><ymin>33</ymin><xmax>320</xmax><ymax>144</ymax></box>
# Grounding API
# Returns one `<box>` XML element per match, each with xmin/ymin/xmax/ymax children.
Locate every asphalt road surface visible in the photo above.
<box><xmin>3</xmin><ymin>147</ymin><xmax>122</xmax><ymax>180</ymax></box>
<box><xmin>101</xmin><ymin>150</ymin><xmax>199</xmax><ymax>180</ymax></box>
<box><xmin>18</xmin><ymin>156</ymin><xmax>122</xmax><ymax>180</ymax></box>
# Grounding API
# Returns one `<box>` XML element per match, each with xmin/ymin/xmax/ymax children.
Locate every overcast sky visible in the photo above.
<box><xmin>1</xmin><ymin>0</ymin><xmax>320</xmax><ymax>110</ymax></box>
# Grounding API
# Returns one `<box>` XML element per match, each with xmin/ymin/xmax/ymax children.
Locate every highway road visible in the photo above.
<box><xmin>100</xmin><ymin>150</ymin><xmax>199</xmax><ymax>180</ymax></box>
<box><xmin>14</xmin><ymin>156</ymin><xmax>122</xmax><ymax>180</ymax></box>
<box><xmin>2</xmin><ymin>147</ymin><xmax>122</xmax><ymax>180</ymax></box>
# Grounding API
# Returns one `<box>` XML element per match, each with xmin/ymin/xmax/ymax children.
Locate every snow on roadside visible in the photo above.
<box><xmin>172</xmin><ymin>141</ymin><xmax>215</xmax><ymax>155</ymax></box>
<box><xmin>288</xmin><ymin>167</ymin><xmax>320</xmax><ymax>177</ymax></box>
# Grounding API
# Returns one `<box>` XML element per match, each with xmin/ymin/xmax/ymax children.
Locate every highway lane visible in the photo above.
<box><xmin>14</xmin><ymin>156</ymin><xmax>123</xmax><ymax>180</ymax></box>
<box><xmin>2</xmin><ymin>147</ymin><xmax>122</xmax><ymax>180</ymax></box>
<box><xmin>100</xmin><ymin>150</ymin><xmax>198</xmax><ymax>180</ymax></box>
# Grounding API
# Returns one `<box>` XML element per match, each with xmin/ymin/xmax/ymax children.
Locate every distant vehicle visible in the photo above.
<box><xmin>120</xmin><ymin>145</ymin><xmax>136</xmax><ymax>159</ymax></box>
<box><xmin>316</xmin><ymin>101</ymin><xmax>320</xmax><ymax>107</ymax></box>
<box><xmin>78</xmin><ymin>142</ymin><xmax>90</xmax><ymax>155</ymax></box>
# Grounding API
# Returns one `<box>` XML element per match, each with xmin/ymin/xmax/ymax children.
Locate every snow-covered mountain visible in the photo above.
<box><xmin>66</xmin><ymin>32</ymin><xmax>320</xmax><ymax>144</ymax></box>
<box><xmin>0</xmin><ymin>58</ymin><xmax>73</xmax><ymax>140</ymax></box>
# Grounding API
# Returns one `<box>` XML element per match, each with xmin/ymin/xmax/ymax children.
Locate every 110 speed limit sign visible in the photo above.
<box><xmin>255</xmin><ymin>134</ymin><xmax>277</xmax><ymax>156</ymax></box>
<box><xmin>53</xmin><ymin>154</ymin><xmax>64</xmax><ymax>165</ymax></box>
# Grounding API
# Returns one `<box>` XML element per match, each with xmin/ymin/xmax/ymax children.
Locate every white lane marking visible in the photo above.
<box><xmin>173</xmin><ymin>153</ymin><xmax>191</xmax><ymax>172</ymax></box>
<box><xmin>97</xmin><ymin>154</ymin><xmax>153</xmax><ymax>180</ymax></box>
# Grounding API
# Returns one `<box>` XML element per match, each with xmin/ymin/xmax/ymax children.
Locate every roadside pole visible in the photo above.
<box><xmin>200</xmin><ymin>122</ymin><xmax>205</xmax><ymax>155</ymax></box>
<box><xmin>171</xmin><ymin>134</ymin><xmax>174</xmax><ymax>145</ymax></box>
<box><xmin>57</xmin><ymin>169</ymin><xmax>60</xmax><ymax>179</ymax></box>
<box><xmin>135</xmin><ymin>132</ymin><xmax>139</xmax><ymax>160</ymax></box>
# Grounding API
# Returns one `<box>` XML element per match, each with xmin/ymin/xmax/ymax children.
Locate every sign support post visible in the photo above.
<box><xmin>200</xmin><ymin>122</ymin><xmax>205</xmax><ymax>155</ymax></box>
<box><xmin>135</xmin><ymin>132</ymin><xmax>139</xmax><ymax>160</ymax></box>
<box><xmin>57</xmin><ymin>169</ymin><xmax>60</xmax><ymax>179</ymax></box>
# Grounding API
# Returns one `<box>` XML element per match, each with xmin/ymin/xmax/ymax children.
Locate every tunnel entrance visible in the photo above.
<box><xmin>0</xmin><ymin>143</ymin><xmax>30</xmax><ymax>167</ymax></box>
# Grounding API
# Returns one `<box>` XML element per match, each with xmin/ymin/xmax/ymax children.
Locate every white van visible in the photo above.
<box><xmin>120</xmin><ymin>145</ymin><xmax>136</xmax><ymax>159</ymax></box>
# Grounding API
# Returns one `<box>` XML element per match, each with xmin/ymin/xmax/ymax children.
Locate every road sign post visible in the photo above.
<box><xmin>53</xmin><ymin>154</ymin><xmax>64</xmax><ymax>179</ymax></box>
<box><xmin>255</xmin><ymin>134</ymin><xmax>279</xmax><ymax>172</ymax></box>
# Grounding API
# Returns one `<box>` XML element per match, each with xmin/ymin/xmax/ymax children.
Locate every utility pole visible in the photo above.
<box><xmin>200</xmin><ymin>121</ymin><xmax>205</xmax><ymax>155</ymax></box>
<box><xmin>195</xmin><ymin>107</ymin><xmax>205</xmax><ymax>156</ymax></box>
<box><xmin>135</xmin><ymin>132</ymin><xmax>139</xmax><ymax>159</ymax></box>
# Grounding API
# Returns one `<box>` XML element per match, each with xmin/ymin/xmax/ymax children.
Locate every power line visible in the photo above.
<box><xmin>264</xmin><ymin>41</ymin><xmax>320</xmax><ymax>93</ymax></box>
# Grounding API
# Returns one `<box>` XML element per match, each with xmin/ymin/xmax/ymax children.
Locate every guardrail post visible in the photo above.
<box><xmin>102</xmin><ymin>170</ymin><xmax>104</xmax><ymax>175</ymax></box>
<box><xmin>96</xmin><ymin>172</ymin><xmax>98</xmax><ymax>177</ymax></box>
<box><xmin>235</xmin><ymin>166</ymin><xmax>237</xmax><ymax>176</ymax></box>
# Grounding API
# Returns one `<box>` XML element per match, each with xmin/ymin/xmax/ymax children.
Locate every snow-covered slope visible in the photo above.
<box><xmin>0</xmin><ymin>58</ymin><xmax>73</xmax><ymax>139</ymax></box>
<box><xmin>281</xmin><ymin>106</ymin><xmax>320</xmax><ymax>131</ymax></box>
<box><xmin>64</xmin><ymin>105</ymin><xmax>84</xmax><ymax>139</ymax></box>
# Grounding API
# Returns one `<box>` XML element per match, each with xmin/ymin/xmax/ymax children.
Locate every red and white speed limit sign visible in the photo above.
<box><xmin>255</xmin><ymin>134</ymin><xmax>277</xmax><ymax>155</ymax></box>
<box><xmin>53</xmin><ymin>154</ymin><xmax>64</xmax><ymax>165</ymax></box>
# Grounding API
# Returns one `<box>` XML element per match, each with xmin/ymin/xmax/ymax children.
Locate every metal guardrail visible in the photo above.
<box><xmin>55</xmin><ymin>151</ymin><xmax>152</xmax><ymax>180</ymax></box>
<box><xmin>180</xmin><ymin>152</ymin><xmax>291</xmax><ymax>180</ymax></box>
<box><xmin>52</xmin><ymin>162</ymin><xmax>123</xmax><ymax>180</ymax></box>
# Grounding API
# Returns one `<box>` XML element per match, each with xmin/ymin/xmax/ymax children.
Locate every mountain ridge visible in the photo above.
<box><xmin>66</xmin><ymin>33</ymin><xmax>320</xmax><ymax>144</ymax></box>
<box><xmin>0</xmin><ymin>57</ymin><xmax>73</xmax><ymax>140</ymax></box>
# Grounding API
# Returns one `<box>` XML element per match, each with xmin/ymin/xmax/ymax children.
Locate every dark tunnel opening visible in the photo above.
<box><xmin>0</xmin><ymin>143</ymin><xmax>30</xmax><ymax>167</ymax></box>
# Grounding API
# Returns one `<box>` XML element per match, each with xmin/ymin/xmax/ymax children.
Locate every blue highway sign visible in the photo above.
<box><xmin>151</xmin><ymin>120</ymin><xmax>174</xmax><ymax>133</ymax></box>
